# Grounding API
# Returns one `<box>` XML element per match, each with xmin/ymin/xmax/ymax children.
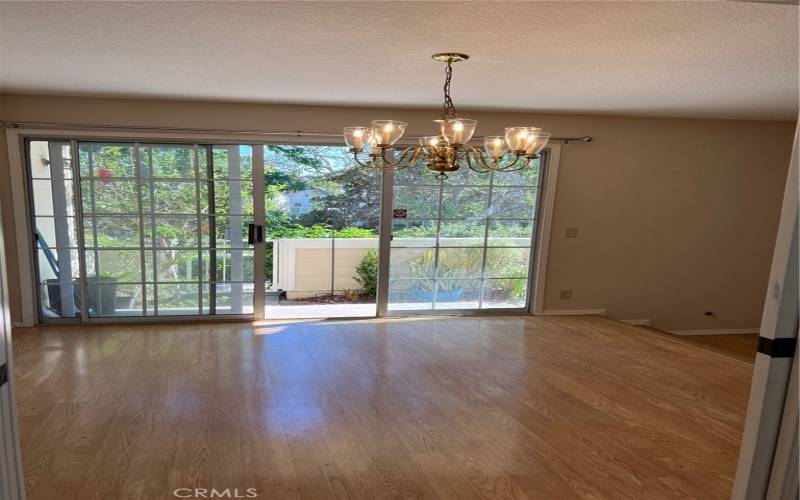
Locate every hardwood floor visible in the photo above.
<box><xmin>661</xmin><ymin>333</ymin><xmax>759</xmax><ymax>364</ymax></box>
<box><xmin>12</xmin><ymin>316</ymin><xmax>753</xmax><ymax>500</ymax></box>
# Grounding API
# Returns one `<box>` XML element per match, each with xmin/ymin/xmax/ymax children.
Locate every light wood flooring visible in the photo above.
<box><xmin>658</xmin><ymin>333</ymin><xmax>758</xmax><ymax>364</ymax></box>
<box><xmin>12</xmin><ymin>316</ymin><xmax>754</xmax><ymax>499</ymax></box>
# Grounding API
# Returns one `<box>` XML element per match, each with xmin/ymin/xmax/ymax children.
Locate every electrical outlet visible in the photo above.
<box><xmin>565</xmin><ymin>227</ymin><xmax>578</xmax><ymax>238</ymax></box>
<box><xmin>559</xmin><ymin>289</ymin><xmax>572</xmax><ymax>300</ymax></box>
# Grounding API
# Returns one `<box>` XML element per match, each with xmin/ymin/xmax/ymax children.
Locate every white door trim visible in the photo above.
<box><xmin>5</xmin><ymin>129</ymin><xmax>36</xmax><ymax>326</ymax></box>
<box><xmin>531</xmin><ymin>143</ymin><xmax>561</xmax><ymax>314</ymax></box>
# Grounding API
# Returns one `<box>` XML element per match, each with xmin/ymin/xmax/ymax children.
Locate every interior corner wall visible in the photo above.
<box><xmin>0</xmin><ymin>94</ymin><xmax>795</xmax><ymax>330</ymax></box>
<box><xmin>0</xmin><ymin>125</ymin><xmax>20</xmax><ymax>325</ymax></box>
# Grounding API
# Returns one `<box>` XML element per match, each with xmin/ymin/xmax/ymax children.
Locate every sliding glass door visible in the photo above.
<box><xmin>27</xmin><ymin>140</ymin><xmax>257</xmax><ymax>321</ymax></box>
<box><xmin>387</xmin><ymin>155</ymin><xmax>544</xmax><ymax>313</ymax></box>
<box><xmin>25</xmin><ymin>137</ymin><xmax>546</xmax><ymax>322</ymax></box>
<box><xmin>28</xmin><ymin>140</ymin><xmax>82</xmax><ymax>319</ymax></box>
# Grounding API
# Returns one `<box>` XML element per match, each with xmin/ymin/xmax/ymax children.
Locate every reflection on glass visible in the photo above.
<box><xmin>393</xmin><ymin>185</ymin><xmax>440</xmax><ymax>219</ymax></box>
<box><xmin>153</xmin><ymin>250</ymin><xmax>200</xmax><ymax>282</ymax></box>
<box><xmin>482</xmin><ymin>279</ymin><xmax>528</xmax><ymax>309</ymax></box>
<box><xmin>436</xmin><ymin>248</ymin><xmax>484</xmax><ymax>278</ymax></box>
<box><xmin>388</xmin><ymin>162</ymin><xmax>542</xmax><ymax>312</ymax></box>
<box><xmin>150</xmin><ymin>283</ymin><xmax>201</xmax><ymax>315</ymax></box>
<box><xmin>148</xmin><ymin>145</ymin><xmax>196</xmax><ymax>178</ymax></box>
<box><xmin>390</xmin><ymin>248</ymin><xmax>436</xmax><ymax>279</ymax></box>
<box><xmin>213</xmin><ymin>146</ymin><xmax>254</xmax><ymax>180</ymax></box>
<box><xmin>92</xmin><ymin>249</ymin><xmax>145</xmax><ymax>282</ymax></box>
<box><xmin>147</xmin><ymin>181</ymin><xmax>198</xmax><ymax>214</ymax></box>
<box><xmin>210</xmin><ymin>181</ymin><xmax>254</xmax><ymax>216</ymax></box>
<box><xmin>440</xmin><ymin>186</ymin><xmax>488</xmax><ymax>219</ymax></box>
<box><xmin>485</xmin><ymin>248</ymin><xmax>530</xmax><ymax>278</ymax></box>
<box><xmin>83</xmin><ymin>179</ymin><xmax>139</xmax><ymax>215</ymax></box>
<box><xmin>80</xmin><ymin>143</ymin><xmax>136</xmax><ymax>177</ymax></box>
<box><xmin>145</xmin><ymin>217</ymin><xmax>197</xmax><ymax>248</ymax></box>
<box><xmin>490</xmin><ymin>188</ymin><xmax>537</xmax><ymax>218</ymax></box>
<box><xmin>211</xmin><ymin>216</ymin><xmax>251</xmax><ymax>248</ymax></box>
<box><xmin>30</xmin><ymin>141</ymin><xmax>82</xmax><ymax>320</ymax></box>
<box><xmin>438</xmin><ymin>221</ymin><xmax>486</xmax><ymax>247</ymax></box>
<box><xmin>387</xmin><ymin>279</ymin><xmax>434</xmax><ymax>311</ymax></box>
<box><xmin>36</xmin><ymin>216</ymin><xmax>80</xmax><ymax>247</ymax></box>
<box><xmin>487</xmin><ymin>220</ymin><xmax>534</xmax><ymax>247</ymax></box>
<box><xmin>92</xmin><ymin>216</ymin><xmax>141</xmax><ymax>248</ymax></box>
<box><xmin>209</xmin><ymin>249</ymin><xmax>255</xmax><ymax>282</ymax></box>
<box><xmin>212</xmin><ymin>282</ymin><xmax>254</xmax><ymax>314</ymax></box>
<box><xmin>391</xmin><ymin>220</ymin><xmax>437</xmax><ymax>246</ymax></box>
<box><xmin>434</xmin><ymin>279</ymin><xmax>480</xmax><ymax>309</ymax></box>
<box><xmin>84</xmin><ymin>282</ymin><xmax>144</xmax><ymax>317</ymax></box>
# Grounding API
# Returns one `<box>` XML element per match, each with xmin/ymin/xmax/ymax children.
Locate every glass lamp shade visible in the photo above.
<box><xmin>524</xmin><ymin>132</ymin><xmax>551</xmax><ymax>156</ymax></box>
<box><xmin>343</xmin><ymin>127</ymin><xmax>371</xmax><ymax>150</ymax></box>
<box><xmin>483</xmin><ymin>136</ymin><xmax>507</xmax><ymax>159</ymax></box>
<box><xmin>419</xmin><ymin>136</ymin><xmax>444</xmax><ymax>148</ymax></box>
<box><xmin>371</xmin><ymin>120</ymin><xmax>407</xmax><ymax>146</ymax></box>
<box><xmin>436</xmin><ymin>118</ymin><xmax>477</xmax><ymax>145</ymax></box>
<box><xmin>505</xmin><ymin>127</ymin><xmax>541</xmax><ymax>152</ymax></box>
<box><xmin>366</xmin><ymin>130</ymin><xmax>380</xmax><ymax>156</ymax></box>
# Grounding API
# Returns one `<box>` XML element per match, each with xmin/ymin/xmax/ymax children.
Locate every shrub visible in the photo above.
<box><xmin>354</xmin><ymin>249</ymin><xmax>379</xmax><ymax>297</ymax></box>
<box><xmin>266</xmin><ymin>224</ymin><xmax>377</xmax><ymax>239</ymax></box>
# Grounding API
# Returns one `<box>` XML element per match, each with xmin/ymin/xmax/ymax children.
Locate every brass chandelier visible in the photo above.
<box><xmin>343</xmin><ymin>53</ymin><xmax>551</xmax><ymax>180</ymax></box>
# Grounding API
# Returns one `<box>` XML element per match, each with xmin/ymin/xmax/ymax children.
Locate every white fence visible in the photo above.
<box><xmin>269</xmin><ymin>237</ymin><xmax>530</xmax><ymax>299</ymax></box>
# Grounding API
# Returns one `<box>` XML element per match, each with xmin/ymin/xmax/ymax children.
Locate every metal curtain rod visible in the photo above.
<box><xmin>0</xmin><ymin>120</ymin><xmax>593</xmax><ymax>143</ymax></box>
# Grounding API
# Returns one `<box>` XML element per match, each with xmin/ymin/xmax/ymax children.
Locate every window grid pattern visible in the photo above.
<box><xmin>77</xmin><ymin>142</ymin><xmax>254</xmax><ymax>317</ymax></box>
<box><xmin>388</xmin><ymin>157</ymin><xmax>542</xmax><ymax>311</ymax></box>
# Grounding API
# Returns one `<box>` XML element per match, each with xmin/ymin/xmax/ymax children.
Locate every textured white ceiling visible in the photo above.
<box><xmin>0</xmin><ymin>1</ymin><xmax>797</xmax><ymax>120</ymax></box>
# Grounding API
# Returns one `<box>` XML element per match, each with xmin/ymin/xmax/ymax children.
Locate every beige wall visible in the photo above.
<box><xmin>0</xmin><ymin>94</ymin><xmax>794</xmax><ymax>330</ymax></box>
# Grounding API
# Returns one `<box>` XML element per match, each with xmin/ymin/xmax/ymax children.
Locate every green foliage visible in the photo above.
<box><xmin>266</xmin><ymin>224</ymin><xmax>376</xmax><ymax>239</ymax></box>
<box><xmin>299</xmin><ymin>166</ymin><xmax>382</xmax><ymax>231</ymax></box>
<box><xmin>404</xmin><ymin>247</ymin><xmax>529</xmax><ymax>299</ymax></box>
<box><xmin>354</xmin><ymin>249</ymin><xmax>379</xmax><ymax>296</ymax></box>
<box><xmin>265</xmin><ymin>145</ymin><xmax>325</xmax><ymax>170</ymax></box>
<box><xmin>405</xmin><ymin>249</ymin><xmax>482</xmax><ymax>292</ymax></box>
<box><xmin>393</xmin><ymin>220</ymin><xmax>533</xmax><ymax>240</ymax></box>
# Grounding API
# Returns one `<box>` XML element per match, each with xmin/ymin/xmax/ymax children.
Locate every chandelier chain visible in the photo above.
<box><xmin>442</xmin><ymin>61</ymin><xmax>458</xmax><ymax>119</ymax></box>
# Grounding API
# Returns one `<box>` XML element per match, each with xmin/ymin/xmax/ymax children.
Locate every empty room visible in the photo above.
<box><xmin>0</xmin><ymin>1</ymin><xmax>797</xmax><ymax>499</ymax></box>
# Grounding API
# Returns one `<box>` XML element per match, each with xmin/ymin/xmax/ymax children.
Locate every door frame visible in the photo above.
<box><xmin>7</xmin><ymin>127</ymin><xmax>561</xmax><ymax>325</ymax></box>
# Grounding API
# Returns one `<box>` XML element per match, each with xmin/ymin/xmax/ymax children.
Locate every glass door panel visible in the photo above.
<box><xmin>260</xmin><ymin>144</ymin><xmax>380</xmax><ymax>319</ymax></box>
<box><xmin>28</xmin><ymin>140</ymin><xmax>83</xmax><ymax>320</ymax></box>
<box><xmin>28</xmin><ymin>140</ymin><xmax>259</xmax><ymax>321</ymax></box>
<box><xmin>387</xmin><ymin>155</ymin><xmax>544</xmax><ymax>313</ymax></box>
<box><xmin>209</xmin><ymin>145</ymin><xmax>255</xmax><ymax>315</ymax></box>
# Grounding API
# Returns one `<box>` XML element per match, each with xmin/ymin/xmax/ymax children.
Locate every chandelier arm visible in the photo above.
<box><xmin>494</xmin><ymin>156</ymin><xmax>532</xmax><ymax>173</ymax></box>
<box><xmin>379</xmin><ymin>146</ymin><xmax>422</xmax><ymax>170</ymax></box>
<box><xmin>463</xmin><ymin>147</ymin><xmax>488</xmax><ymax>174</ymax></box>
<box><xmin>466</xmin><ymin>146</ymin><xmax>498</xmax><ymax>172</ymax></box>
<box><xmin>351</xmin><ymin>150</ymin><xmax>381</xmax><ymax>169</ymax></box>
<box><xmin>494</xmin><ymin>151</ymin><xmax>523</xmax><ymax>171</ymax></box>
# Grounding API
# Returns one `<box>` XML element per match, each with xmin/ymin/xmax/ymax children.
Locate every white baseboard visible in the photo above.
<box><xmin>621</xmin><ymin>319</ymin><xmax>652</xmax><ymax>327</ymax></box>
<box><xmin>668</xmin><ymin>328</ymin><xmax>759</xmax><ymax>336</ymax></box>
<box><xmin>540</xmin><ymin>308</ymin><xmax>607</xmax><ymax>317</ymax></box>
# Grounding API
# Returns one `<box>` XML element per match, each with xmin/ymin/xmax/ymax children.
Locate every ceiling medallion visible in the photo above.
<box><xmin>344</xmin><ymin>53</ymin><xmax>550</xmax><ymax>180</ymax></box>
